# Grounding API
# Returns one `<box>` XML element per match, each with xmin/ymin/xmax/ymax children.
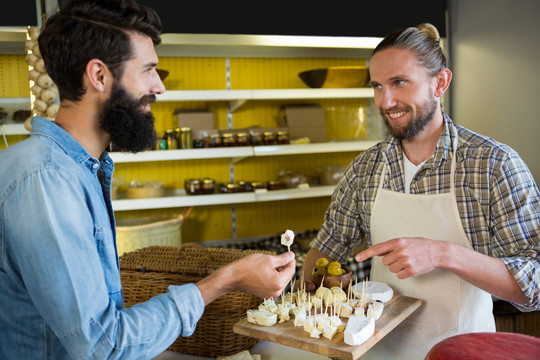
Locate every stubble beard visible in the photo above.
<box><xmin>381</xmin><ymin>96</ymin><xmax>438</xmax><ymax>141</ymax></box>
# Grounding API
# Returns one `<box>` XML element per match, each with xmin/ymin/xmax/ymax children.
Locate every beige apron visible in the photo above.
<box><xmin>363</xmin><ymin>141</ymin><xmax>495</xmax><ymax>359</ymax></box>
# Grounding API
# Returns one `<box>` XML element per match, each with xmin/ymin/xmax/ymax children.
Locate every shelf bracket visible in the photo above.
<box><xmin>230</xmin><ymin>99</ymin><xmax>247</xmax><ymax>112</ymax></box>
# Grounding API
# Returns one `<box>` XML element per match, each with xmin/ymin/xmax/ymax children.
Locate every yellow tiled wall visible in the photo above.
<box><xmin>1</xmin><ymin>54</ymin><xmax>370</xmax><ymax>242</ymax></box>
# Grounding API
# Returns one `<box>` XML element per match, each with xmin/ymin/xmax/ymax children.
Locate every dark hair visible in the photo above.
<box><xmin>38</xmin><ymin>0</ymin><xmax>162</xmax><ymax>102</ymax></box>
<box><xmin>372</xmin><ymin>23</ymin><xmax>447</xmax><ymax>77</ymax></box>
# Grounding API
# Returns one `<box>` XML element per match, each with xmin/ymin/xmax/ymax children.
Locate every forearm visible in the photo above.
<box><xmin>441</xmin><ymin>242</ymin><xmax>528</xmax><ymax>304</ymax></box>
<box><xmin>196</xmin><ymin>263</ymin><xmax>235</xmax><ymax>305</ymax></box>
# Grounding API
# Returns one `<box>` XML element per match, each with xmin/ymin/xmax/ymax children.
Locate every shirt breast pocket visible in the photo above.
<box><xmin>94</xmin><ymin>226</ymin><xmax>123</xmax><ymax>308</ymax></box>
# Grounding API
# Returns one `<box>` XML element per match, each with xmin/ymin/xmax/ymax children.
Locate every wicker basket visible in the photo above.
<box><xmin>119</xmin><ymin>243</ymin><xmax>274</xmax><ymax>357</ymax></box>
<box><xmin>116</xmin><ymin>214</ymin><xmax>184</xmax><ymax>256</ymax></box>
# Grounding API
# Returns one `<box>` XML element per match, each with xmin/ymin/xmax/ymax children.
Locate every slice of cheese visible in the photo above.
<box><xmin>246</xmin><ymin>309</ymin><xmax>277</xmax><ymax>326</ymax></box>
<box><xmin>344</xmin><ymin>316</ymin><xmax>375</xmax><ymax>346</ymax></box>
<box><xmin>352</xmin><ymin>281</ymin><xmax>394</xmax><ymax>303</ymax></box>
<box><xmin>366</xmin><ymin>300</ymin><xmax>384</xmax><ymax>320</ymax></box>
<box><xmin>217</xmin><ymin>350</ymin><xmax>254</xmax><ymax>360</ymax></box>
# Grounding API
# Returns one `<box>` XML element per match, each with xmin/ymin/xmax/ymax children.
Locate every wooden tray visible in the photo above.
<box><xmin>233</xmin><ymin>295</ymin><xmax>422</xmax><ymax>360</ymax></box>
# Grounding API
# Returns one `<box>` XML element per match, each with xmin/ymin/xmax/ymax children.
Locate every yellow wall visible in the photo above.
<box><xmin>1</xmin><ymin>54</ymin><xmax>368</xmax><ymax>242</ymax></box>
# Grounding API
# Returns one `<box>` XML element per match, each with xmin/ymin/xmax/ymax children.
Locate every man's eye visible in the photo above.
<box><xmin>371</xmin><ymin>84</ymin><xmax>382</xmax><ymax>89</ymax></box>
<box><xmin>395</xmin><ymin>80</ymin><xmax>405</xmax><ymax>86</ymax></box>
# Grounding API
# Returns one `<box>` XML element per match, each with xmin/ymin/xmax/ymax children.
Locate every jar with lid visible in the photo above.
<box><xmin>179</xmin><ymin>127</ymin><xmax>193</xmax><ymax>149</ymax></box>
<box><xmin>236</xmin><ymin>132</ymin><xmax>250</xmax><ymax>146</ymax></box>
<box><xmin>209</xmin><ymin>134</ymin><xmax>222</xmax><ymax>147</ymax></box>
<box><xmin>263</xmin><ymin>131</ymin><xmax>276</xmax><ymax>145</ymax></box>
<box><xmin>251</xmin><ymin>181</ymin><xmax>267</xmax><ymax>191</ymax></box>
<box><xmin>201</xmin><ymin>178</ymin><xmax>216</xmax><ymax>194</ymax></box>
<box><xmin>237</xmin><ymin>180</ymin><xmax>252</xmax><ymax>192</ymax></box>
<box><xmin>267</xmin><ymin>180</ymin><xmax>286</xmax><ymax>191</ymax></box>
<box><xmin>165</xmin><ymin>129</ymin><xmax>178</xmax><ymax>150</ymax></box>
<box><xmin>276</xmin><ymin>130</ymin><xmax>290</xmax><ymax>145</ymax></box>
<box><xmin>222</xmin><ymin>133</ymin><xmax>237</xmax><ymax>147</ymax></box>
<box><xmin>154</xmin><ymin>137</ymin><xmax>167</xmax><ymax>150</ymax></box>
<box><xmin>219</xmin><ymin>183</ymin><xmax>240</xmax><ymax>193</ymax></box>
<box><xmin>250</xmin><ymin>131</ymin><xmax>262</xmax><ymax>146</ymax></box>
<box><xmin>184</xmin><ymin>178</ymin><xmax>202</xmax><ymax>195</ymax></box>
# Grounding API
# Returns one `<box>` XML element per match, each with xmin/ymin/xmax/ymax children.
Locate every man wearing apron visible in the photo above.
<box><xmin>301</xmin><ymin>23</ymin><xmax>539</xmax><ymax>359</ymax></box>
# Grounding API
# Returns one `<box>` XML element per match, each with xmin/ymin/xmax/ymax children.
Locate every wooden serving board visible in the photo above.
<box><xmin>233</xmin><ymin>295</ymin><xmax>422</xmax><ymax>360</ymax></box>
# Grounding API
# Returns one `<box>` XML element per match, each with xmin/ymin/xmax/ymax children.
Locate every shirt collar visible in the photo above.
<box><xmin>379</xmin><ymin>112</ymin><xmax>460</xmax><ymax>170</ymax></box>
<box><xmin>30</xmin><ymin>116</ymin><xmax>112</xmax><ymax>169</ymax></box>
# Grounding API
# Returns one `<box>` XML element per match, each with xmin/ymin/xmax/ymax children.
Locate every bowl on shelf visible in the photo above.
<box><xmin>311</xmin><ymin>266</ymin><xmax>352</xmax><ymax>289</ymax></box>
<box><xmin>298</xmin><ymin>66</ymin><xmax>369</xmax><ymax>88</ymax></box>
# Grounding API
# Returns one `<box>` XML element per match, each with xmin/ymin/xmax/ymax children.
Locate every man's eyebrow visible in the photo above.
<box><xmin>143</xmin><ymin>62</ymin><xmax>158</xmax><ymax>68</ymax></box>
<box><xmin>369</xmin><ymin>75</ymin><xmax>408</xmax><ymax>87</ymax></box>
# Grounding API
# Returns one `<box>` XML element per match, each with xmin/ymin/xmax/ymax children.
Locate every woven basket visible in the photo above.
<box><xmin>119</xmin><ymin>243</ymin><xmax>274</xmax><ymax>357</ymax></box>
<box><xmin>116</xmin><ymin>214</ymin><xmax>184</xmax><ymax>256</ymax></box>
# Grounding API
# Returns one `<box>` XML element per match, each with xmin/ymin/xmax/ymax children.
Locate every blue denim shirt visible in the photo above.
<box><xmin>0</xmin><ymin>117</ymin><xmax>204</xmax><ymax>359</ymax></box>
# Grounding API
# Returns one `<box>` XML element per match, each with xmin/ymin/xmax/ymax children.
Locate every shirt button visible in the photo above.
<box><xmin>92</xmin><ymin>164</ymin><xmax>99</xmax><ymax>169</ymax></box>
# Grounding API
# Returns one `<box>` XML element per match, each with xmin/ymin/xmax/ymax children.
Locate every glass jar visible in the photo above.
<box><xmin>236</xmin><ymin>132</ymin><xmax>250</xmax><ymax>146</ymax></box>
<box><xmin>276</xmin><ymin>130</ymin><xmax>290</xmax><ymax>145</ymax></box>
<box><xmin>267</xmin><ymin>180</ymin><xmax>286</xmax><ymax>191</ymax></box>
<box><xmin>237</xmin><ymin>180</ymin><xmax>252</xmax><ymax>192</ymax></box>
<box><xmin>251</xmin><ymin>181</ymin><xmax>267</xmax><ymax>191</ymax></box>
<box><xmin>166</xmin><ymin>129</ymin><xmax>178</xmax><ymax>149</ymax></box>
<box><xmin>219</xmin><ymin>183</ymin><xmax>240</xmax><ymax>193</ymax></box>
<box><xmin>209</xmin><ymin>134</ymin><xmax>222</xmax><ymax>147</ymax></box>
<box><xmin>201</xmin><ymin>178</ymin><xmax>216</xmax><ymax>194</ymax></box>
<box><xmin>250</xmin><ymin>131</ymin><xmax>262</xmax><ymax>146</ymax></box>
<box><xmin>154</xmin><ymin>137</ymin><xmax>167</xmax><ymax>150</ymax></box>
<box><xmin>184</xmin><ymin>178</ymin><xmax>202</xmax><ymax>195</ymax></box>
<box><xmin>180</xmin><ymin>127</ymin><xmax>193</xmax><ymax>149</ymax></box>
<box><xmin>222</xmin><ymin>133</ymin><xmax>237</xmax><ymax>147</ymax></box>
<box><xmin>263</xmin><ymin>131</ymin><xmax>276</xmax><ymax>145</ymax></box>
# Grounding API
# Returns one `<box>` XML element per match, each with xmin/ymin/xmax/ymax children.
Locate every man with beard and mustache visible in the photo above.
<box><xmin>299</xmin><ymin>24</ymin><xmax>539</xmax><ymax>359</ymax></box>
<box><xmin>0</xmin><ymin>1</ymin><xmax>296</xmax><ymax>359</ymax></box>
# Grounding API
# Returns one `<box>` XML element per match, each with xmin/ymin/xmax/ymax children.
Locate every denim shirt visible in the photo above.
<box><xmin>0</xmin><ymin>117</ymin><xmax>204</xmax><ymax>359</ymax></box>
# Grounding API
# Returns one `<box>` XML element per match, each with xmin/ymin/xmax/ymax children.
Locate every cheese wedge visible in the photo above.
<box><xmin>366</xmin><ymin>300</ymin><xmax>384</xmax><ymax>320</ymax></box>
<box><xmin>330</xmin><ymin>286</ymin><xmax>347</xmax><ymax>302</ymax></box>
<box><xmin>246</xmin><ymin>309</ymin><xmax>277</xmax><ymax>326</ymax></box>
<box><xmin>217</xmin><ymin>350</ymin><xmax>254</xmax><ymax>360</ymax></box>
<box><xmin>323</xmin><ymin>323</ymin><xmax>338</xmax><ymax>340</ymax></box>
<box><xmin>344</xmin><ymin>316</ymin><xmax>375</xmax><ymax>346</ymax></box>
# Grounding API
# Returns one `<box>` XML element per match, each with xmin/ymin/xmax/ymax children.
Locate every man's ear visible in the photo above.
<box><xmin>85</xmin><ymin>59</ymin><xmax>112</xmax><ymax>94</ymax></box>
<box><xmin>434</xmin><ymin>68</ymin><xmax>452</xmax><ymax>98</ymax></box>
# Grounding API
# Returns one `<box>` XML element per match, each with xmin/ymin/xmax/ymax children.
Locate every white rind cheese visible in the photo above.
<box><xmin>352</xmin><ymin>281</ymin><xmax>394</xmax><ymax>303</ymax></box>
<box><xmin>344</xmin><ymin>316</ymin><xmax>375</xmax><ymax>346</ymax></box>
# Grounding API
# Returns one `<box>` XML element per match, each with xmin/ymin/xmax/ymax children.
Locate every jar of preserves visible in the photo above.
<box><xmin>263</xmin><ymin>131</ymin><xmax>276</xmax><ymax>145</ymax></box>
<box><xmin>166</xmin><ymin>129</ymin><xmax>178</xmax><ymax>150</ymax></box>
<box><xmin>236</xmin><ymin>132</ymin><xmax>250</xmax><ymax>146</ymax></box>
<box><xmin>251</xmin><ymin>181</ymin><xmax>267</xmax><ymax>191</ymax></box>
<box><xmin>250</xmin><ymin>131</ymin><xmax>262</xmax><ymax>146</ymax></box>
<box><xmin>193</xmin><ymin>139</ymin><xmax>205</xmax><ymax>148</ymax></box>
<box><xmin>237</xmin><ymin>180</ymin><xmax>252</xmax><ymax>192</ymax></box>
<box><xmin>180</xmin><ymin>127</ymin><xmax>193</xmax><ymax>149</ymax></box>
<box><xmin>219</xmin><ymin>183</ymin><xmax>241</xmax><ymax>193</ymax></box>
<box><xmin>184</xmin><ymin>178</ymin><xmax>202</xmax><ymax>195</ymax></box>
<box><xmin>154</xmin><ymin>137</ymin><xmax>167</xmax><ymax>150</ymax></box>
<box><xmin>267</xmin><ymin>180</ymin><xmax>286</xmax><ymax>191</ymax></box>
<box><xmin>209</xmin><ymin>134</ymin><xmax>223</xmax><ymax>147</ymax></box>
<box><xmin>222</xmin><ymin>133</ymin><xmax>237</xmax><ymax>147</ymax></box>
<box><xmin>201</xmin><ymin>178</ymin><xmax>216</xmax><ymax>194</ymax></box>
<box><xmin>276</xmin><ymin>130</ymin><xmax>290</xmax><ymax>145</ymax></box>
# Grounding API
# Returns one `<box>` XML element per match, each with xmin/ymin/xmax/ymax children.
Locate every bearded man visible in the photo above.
<box><xmin>0</xmin><ymin>1</ymin><xmax>295</xmax><ymax>359</ymax></box>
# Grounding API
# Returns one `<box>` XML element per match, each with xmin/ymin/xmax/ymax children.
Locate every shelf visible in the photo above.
<box><xmin>1</xmin><ymin>123</ymin><xmax>28</xmax><ymax>135</ymax></box>
<box><xmin>111</xmin><ymin>185</ymin><xmax>336</xmax><ymax>211</ymax></box>
<box><xmin>109</xmin><ymin>140</ymin><xmax>379</xmax><ymax>163</ymax></box>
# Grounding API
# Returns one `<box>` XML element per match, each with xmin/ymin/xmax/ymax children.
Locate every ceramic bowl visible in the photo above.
<box><xmin>311</xmin><ymin>266</ymin><xmax>352</xmax><ymax>289</ymax></box>
<box><xmin>298</xmin><ymin>66</ymin><xmax>369</xmax><ymax>88</ymax></box>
